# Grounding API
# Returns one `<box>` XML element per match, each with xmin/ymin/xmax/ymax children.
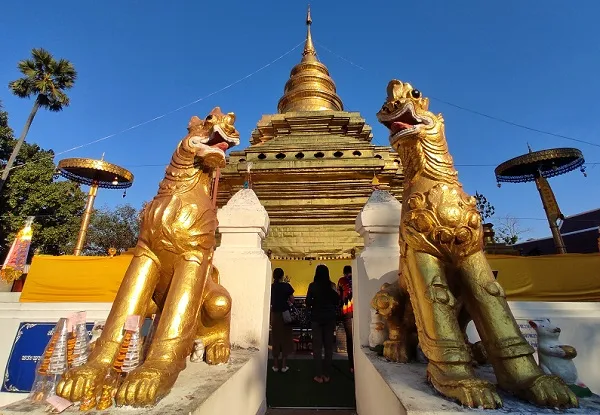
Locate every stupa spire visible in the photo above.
<box><xmin>277</xmin><ymin>6</ymin><xmax>344</xmax><ymax>113</ymax></box>
<box><xmin>303</xmin><ymin>5</ymin><xmax>316</xmax><ymax>59</ymax></box>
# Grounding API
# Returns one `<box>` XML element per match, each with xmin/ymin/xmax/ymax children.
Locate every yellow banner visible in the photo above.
<box><xmin>19</xmin><ymin>253</ymin><xmax>600</xmax><ymax>302</ymax></box>
<box><xmin>20</xmin><ymin>254</ymin><xmax>132</xmax><ymax>303</ymax></box>
<box><xmin>489</xmin><ymin>253</ymin><xmax>600</xmax><ymax>301</ymax></box>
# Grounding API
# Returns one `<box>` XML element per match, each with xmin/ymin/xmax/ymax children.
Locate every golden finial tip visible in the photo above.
<box><xmin>302</xmin><ymin>4</ymin><xmax>316</xmax><ymax>59</ymax></box>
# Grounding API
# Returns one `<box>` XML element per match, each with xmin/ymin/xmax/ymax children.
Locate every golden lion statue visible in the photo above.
<box><xmin>56</xmin><ymin>107</ymin><xmax>240</xmax><ymax>407</ymax></box>
<box><xmin>375</xmin><ymin>80</ymin><xmax>578</xmax><ymax>409</ymax></box>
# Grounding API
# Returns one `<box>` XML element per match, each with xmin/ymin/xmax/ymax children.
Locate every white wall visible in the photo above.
<box><xmin>1</xmin><ymin>348</ymin><xmax>266</xmax><ymax>415</ymax></box>
<box><xmin>354</xmin><ymin>298</ymin><xmax>600</xmax><ymax>414</ymax></box>
<box><xmin>353</xmin><ymin>190</ymin><xmax>402</xmax><ymax>349</ymax></box>
<box><xmin>188</xmin><ymin>351</ymin><xmax>267</xmax><ymax>415</ymax></box>
<box><xmin>355</xmin><ymin>347</ymin><xmax>405</xmax><ymax>415</ymax></box>
<box><xmin>214</xmin><ymin>189</ymin><xmax>271</xmax><ymax>415</ymax></box>
<box><xmin>0</xmin><ymin>294</ymin><xmax>111</xmax><ymax>406</ymax></box>
<box><xmin>466</xmin><ymin>301</ymin><xmax>600</xmax><ymax>393</ymax></box>
<box><xmin>0</xmin><ymin>282</ymin><xmax>13</xmax><ymax>293</ymax></box>
<box><xmin>215</xmin><ymin>189</ymin><xmax>271</xmax><ymax>349</ymax></box>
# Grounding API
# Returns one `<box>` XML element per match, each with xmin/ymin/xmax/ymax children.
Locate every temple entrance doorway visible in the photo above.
<box><xmin>266</xmin><ymin>258</ymin><xmax>356</xmax><ymax>410</ymax></box>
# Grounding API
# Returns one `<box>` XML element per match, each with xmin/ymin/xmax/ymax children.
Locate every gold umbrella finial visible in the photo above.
<box><xmin>372</xmin><ymin>174</ymin><xmax>381</xmax><ymax>188</ymax></box>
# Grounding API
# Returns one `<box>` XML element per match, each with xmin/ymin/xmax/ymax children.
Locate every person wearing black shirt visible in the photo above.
<box><xmin>306</xmin><ymin>264</ymin><xmax>340</xmax><ymax>383</ymax></box>
<box><xmin>270</xmin><ymin>268</ymin><xmax>295</xmax><ymax>373</ymax></box>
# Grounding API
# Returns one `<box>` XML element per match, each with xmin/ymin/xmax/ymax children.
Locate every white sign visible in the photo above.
<box><xmin>516</xmin><ymin>318</ymin><xmax>539</xmax><ymax>349</ymax></box>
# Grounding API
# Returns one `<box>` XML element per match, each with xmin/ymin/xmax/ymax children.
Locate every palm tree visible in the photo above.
<box><xmin>0</xmin><ymin>48</ymin><xmax>77</xmax><ymax>194</ymax></box>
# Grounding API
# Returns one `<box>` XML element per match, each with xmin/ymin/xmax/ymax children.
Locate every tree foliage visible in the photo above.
<box><xmin>494</xmin><ymin>215</ymin><xmax>532</xmax><ymax>245</ymax></box>
<box><xmin>0</xmin><ymin>103</ymin><xmax>86</xmax><ymax>260</ymax></box>
<box><xmin>8</xmin><ymin>48</ymin><xmax>77</xmax><ymax>111</ymax></box>
<box><xmin>474</xmin><ymin>191</ymin><xmax>495</xmax><ymax>222</ymax></box>
<box><xmin>1</xmin><ymin>48</ymin><xmax>77</xmax><ymax>194</ymax></box>
<box><xmin>84</xmin><ymin>204</ymin><xmax>140</xmax><ymax>256</ymax></box>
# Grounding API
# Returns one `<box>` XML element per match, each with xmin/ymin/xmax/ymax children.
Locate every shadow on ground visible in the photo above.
<box><xmin>267</xmin><ymin>358</ymin><xmax>356</xmax><ymax>409</ymax></box>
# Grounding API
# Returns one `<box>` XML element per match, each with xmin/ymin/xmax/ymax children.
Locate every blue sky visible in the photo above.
<box><xmin>1</xmin><ymin>0</ymin><xmax>599</xmax><ymax>240</ymax></box>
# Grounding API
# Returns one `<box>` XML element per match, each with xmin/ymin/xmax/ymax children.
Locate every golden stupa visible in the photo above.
<box><xmin>217</xmin><ymin>7</ymin><xmax>403</xmax><ymax>259</ymax></box>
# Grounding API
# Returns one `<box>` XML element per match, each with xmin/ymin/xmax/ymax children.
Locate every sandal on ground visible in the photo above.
<box><xmin>272</xmin><ymin>366</ymin><xmax>279</xmax><ymax>372</ymax></box>
<box><xmin>313</xmin><ymin>376</ymin><xmax>324</xmax><ymax>383</ymax></box>
<box><xmin>323</xmin><ymin>376</ymin><xmax>331</xmax><ymax>383</ymax></box>
<box><xmin>281</xmin><ymin>366</ymin><xmax>290</xmax><ymax>373</ymax></box>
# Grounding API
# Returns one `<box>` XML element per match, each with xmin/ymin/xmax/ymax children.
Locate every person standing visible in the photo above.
<box><xmin>306</xmin><ymin>264</ymin><xmax>339</xmax><ymax>383</ymax></box>
<box><xmin>338</xmin><ymin>265</ymin><xmax>354</xmax><ymax>373</ymax></box>
<box><xmin>270</xmin><ymin>268</ymin><xmax>295</xmax><ymax>373</ymax></box>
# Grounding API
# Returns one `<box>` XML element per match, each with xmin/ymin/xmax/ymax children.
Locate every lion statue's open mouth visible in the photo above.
<box><xmin>376</xmin><ymin>80</ymin><xmax>435</xmax><ymax>147</ymax></box>
<box><xmin>379</xmin><ymin>101</ymin><xmax>432</xmax><ymax>141</ymax></box>
<box><xmin>203</xmin><ymin>125</ymin><xmax>239</xmax><ymax>152</ymax></box>
<box><xmin>187</xmin><ymin>107</ymin><xmax>241</xmax><ymax>155</ymax></box>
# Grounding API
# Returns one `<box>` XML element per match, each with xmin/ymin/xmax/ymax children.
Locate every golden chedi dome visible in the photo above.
<box><xmin>277</xmin><ymin>6</ymin><xmax>344</xmax><ymax>113</ymax></box>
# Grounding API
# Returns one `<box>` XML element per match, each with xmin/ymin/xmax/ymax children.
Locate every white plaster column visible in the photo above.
<box><xmin>213</xmin><ymin>189</ymin><xmax>271</xmax><ymax>350</ymax></box>
<box><xmin>353</xmin><ymin>190</ymin><xmax>403</xmax><ymax>415</ymax></box>
<box><xmin>353</xmin><ymin>190</ymin><xmax>402</xmax><ymax>348</ymax></box>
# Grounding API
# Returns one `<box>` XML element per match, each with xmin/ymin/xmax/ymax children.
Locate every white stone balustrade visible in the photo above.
<box><xmin>212</xmin><ymin>188</ymin><xmax>271</xmax><ymax>415</ymax></box>
<box><xmin>353</xmin><ymin>189</ymin><xmax>402</xmax><ymax>348</ymax></box>
<box><xmin>215</xmin><ymin>188</ymin><xmax>271</xmax><ymax>350</ymax></box>
<box><xmin>353</xmin><ymin>189</ymin><xmax>403</xmax><ymax>415</ymax></box>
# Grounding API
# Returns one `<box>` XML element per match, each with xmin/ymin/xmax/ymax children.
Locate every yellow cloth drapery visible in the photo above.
<box><xmin>273</xmin><ymin>255</ymin><xmax>600</xmax><ymax>301</ymax></box>
<box><xmin>489</xmin><ymin>254</ymin><xmax>600</xmax><ymax>302</ymax></box>
<box><xmin>19</xmin><ymin>253</ymin><xmax>600</xmax><ymax>302</ymax></box>
<box><xmin>20</xmin><ymin>254</ymin><xmax>132</xmax><ymax>303</ymax></box>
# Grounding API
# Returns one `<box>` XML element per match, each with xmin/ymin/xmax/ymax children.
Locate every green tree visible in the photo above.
<box><xmin>0</xmin><ymin>104</ymin><xmax>86</xmax><ymax>260</ymax></box>
<box><xmin>0</xmin><ymin>48</ymin><xmax>77</xmax><ymax>194</ymax></box>
<box><xmin>494</xmin><ymin>215</ymin><xmax>532</xmax><ymax>245</ymax></box>
<box><xmin>84</xmin><ymin>204</ymin><xmax>141</xmax><ymax>256</ymax></box>
<box><xmin>474</xmin><ymin>191</ymin><xmax>495</xmax><ymax>222</ymax></box>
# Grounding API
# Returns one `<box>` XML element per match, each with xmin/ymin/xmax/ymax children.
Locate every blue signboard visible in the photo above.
<box><xmin>2</xmin><ymin>322</ymin><xmax>94</xmax><ymax>393</ymax></box>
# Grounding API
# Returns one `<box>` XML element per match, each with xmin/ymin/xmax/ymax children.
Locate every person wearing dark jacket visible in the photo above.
<box><xmin>270</xmin><ymin>268</ymin><xmax>295</xmax><ymax>373</ymax></box>
<box><xmin>306</xmin><ymin>264</ymin><xmax>340</xmax><ymax>383</ymax></box>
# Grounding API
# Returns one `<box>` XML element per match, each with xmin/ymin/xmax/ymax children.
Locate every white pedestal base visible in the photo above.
<box><xmin>356</xmin><ymin>347</ymin><xmax>600</xmax><ymax>414</ymax></box>
<box><xmin>0</xmin><ymin>348</ymin><xmax>266</xmax><ymax>415</ymax></box>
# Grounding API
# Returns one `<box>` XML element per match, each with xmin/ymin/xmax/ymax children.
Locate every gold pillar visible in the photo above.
<box><xmin>74</xmin><ymin>182</ymin><xmax>99</xmax><ymax>256</ymax></box>
<box><xmin>534</xmin><ymin>175</ymin><xmax>567</xmax><ymax>254</ymax></box>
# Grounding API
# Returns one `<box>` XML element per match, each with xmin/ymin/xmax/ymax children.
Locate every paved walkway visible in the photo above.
<box><xmin>266</xmin><ymin>410</ymin><xmax>356</xmax><ymax>415</ymax></box>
